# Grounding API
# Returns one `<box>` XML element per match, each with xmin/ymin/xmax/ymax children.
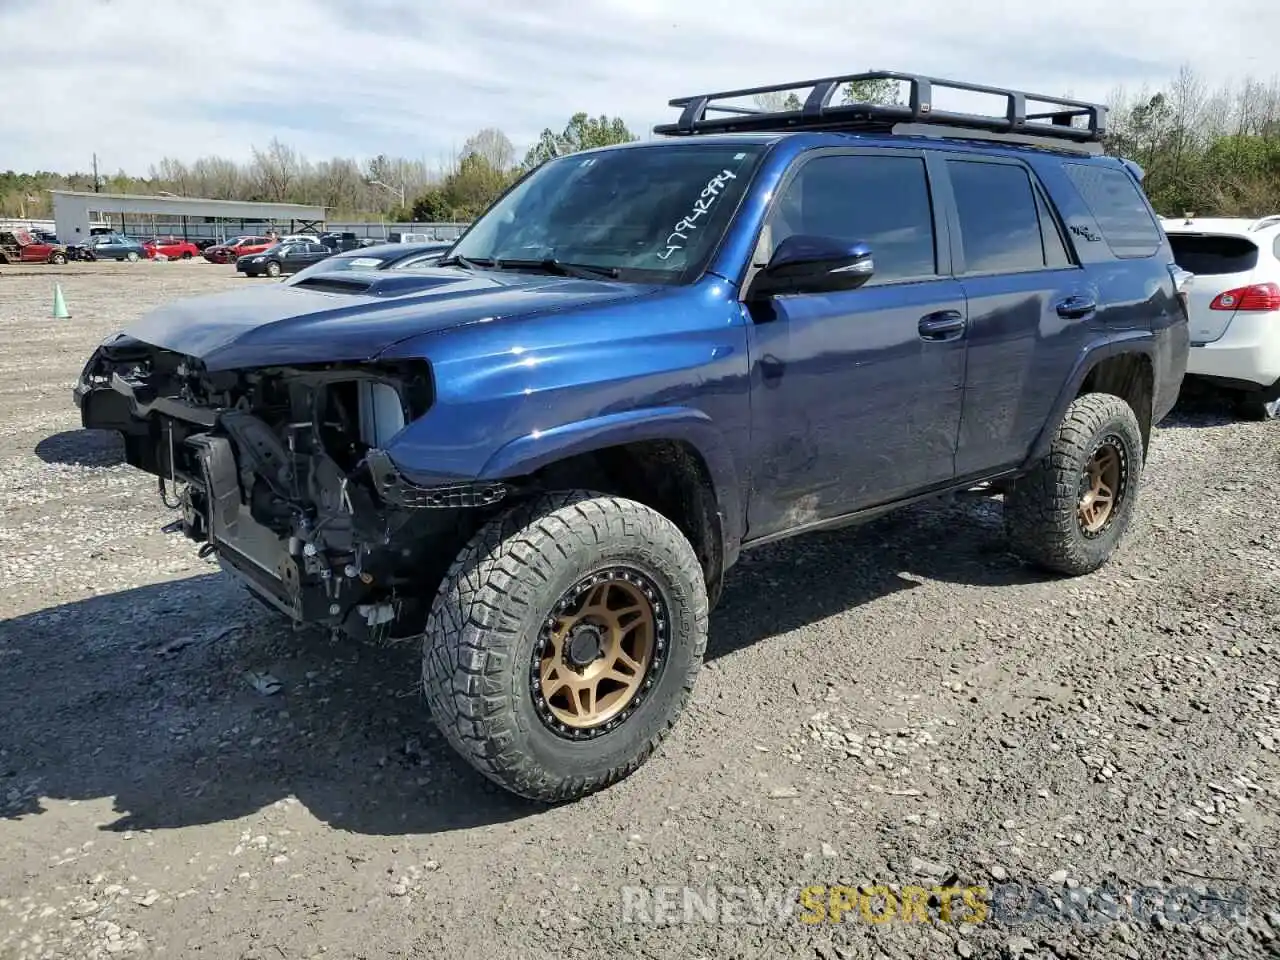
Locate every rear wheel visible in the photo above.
<box><xmin>1004</xmin><ymin>393</ymin><xmax>1144</xmax><ymax>576</ymax></box>
<box><xmin>1238</xmin><ymin>394</ymin><xmax>1280</xmax><ymax>421</ymax></box>
<box><xmin>421</xmin><ymin>491</ymin><xmax>709</xmax><ymax>802</ymax></box>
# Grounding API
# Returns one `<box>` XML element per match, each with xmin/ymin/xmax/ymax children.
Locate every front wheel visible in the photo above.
<box><xmin>265</xmin><ymin>261</ymin><xmax>281</xmax><ymax>278</ymax></box>
<box><xmin>48</xmin><ymin>252</ymin><xmax>67</xmax><ymax>265</ymax></box>
<box><xmin>125</xmin><ymin>251</ymin><xmax>139</xmax><ymax>262</ymax></box>
<box><xmin>181</xmin><ymin>251</ymin><xmax>193</xmax><ymax>260</ymax></box>
<box><xmin>1004</xmin><ymin>392</ymin><xmax>1145</xmax><ymax>576</ymax></box>
<box><xmin>421</xmin><ymin>491</ymin><xmax>709</xmax><ymax>803</ymax></box>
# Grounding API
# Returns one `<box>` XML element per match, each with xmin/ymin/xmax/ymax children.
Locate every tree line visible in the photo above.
<box><xmin>0</xmin><ymin>113</ymin><xmax>639</xmax><ymax>224</ymax></box>
<box><xmin>4</xmin><ymin>68</ymin><xmax>1280</xmax><ymax>224</ymax></box>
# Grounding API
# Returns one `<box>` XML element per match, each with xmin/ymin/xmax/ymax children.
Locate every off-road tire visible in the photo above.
<box><xmin>421</xmin><ymin>490</ymin><xmax>709</xmax><ymax>803</ymax></box>
<box><xmin>1237</xmin><ymin>394</ymin><xmax>1280</xmax><ymax>421</ymax></box>
<box><xmin>1004</xmin><ymin>392</ymin><xmax>1144</xmax><ymax>576</ymax></box>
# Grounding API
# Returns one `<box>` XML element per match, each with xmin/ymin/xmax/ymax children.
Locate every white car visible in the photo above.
<box><xmin>1163</xmin><ymin>214</ymin><xmax>1280</xmax><ymax>419</ymax></box>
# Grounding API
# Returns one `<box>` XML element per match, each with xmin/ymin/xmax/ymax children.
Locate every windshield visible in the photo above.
<box><xmin>450</xmin><ymin>142</ymin><xmax>765</xmax><ymax>283</ymax></box>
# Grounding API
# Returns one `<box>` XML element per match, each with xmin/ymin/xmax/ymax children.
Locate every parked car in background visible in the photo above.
<box><xmin>236</xmin><ymin>241</ymin><xmax>334</xmax><ymax>277</ymax></box>
<box><xmin>1164</xmin><ymin>214</ymin><xmax>1280</xmax><ymax>419</ymax></box>
<box><xmin>203</xmin><ymin>236</ymin><xmax>274</xmax><ymax>264</ymax></box>
<box><xmin>84</xmin><ymin>234</ymin><xmax>149</xmax><ymax>262</ymax></box>
<box><xmin>319</xmin><ymin>232</ymin><xmax>362</xmax><ymax>252</ymax></box>
<box><xmin>144</xmin><ymin>236</ymin><xmax>201</xmax><ymax>260</ymax></box>
<box><xmin>285</xmin><ymin>240</ymin><xmax>452</xmax><ymax>284</ymax></box>
<box><xmin>191</xmin><ymin>238</ymin><xmax>220</xmax><ymax>251</ymax></box>
<box><xmin>0</xmin><ymin>229</ymin><xmax>68</xmax><ymax>264</ymax></box>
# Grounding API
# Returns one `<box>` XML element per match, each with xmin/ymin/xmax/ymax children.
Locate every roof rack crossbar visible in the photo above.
<box><xmin>1248</xmin><ymin>214</ymin><xmax>1280</xmax><ymax>232</ymax></box>
<box><xmin>656</xmin><ymin>69</ymin><xmax>1108</xmax><ymax>148</ymax></box>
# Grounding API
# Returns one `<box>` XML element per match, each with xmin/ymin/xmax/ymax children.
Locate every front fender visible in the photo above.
<box><xmin>479</xmin><ymin>405</ymin><xmax>744</xmax><ymax>547</ymax></box>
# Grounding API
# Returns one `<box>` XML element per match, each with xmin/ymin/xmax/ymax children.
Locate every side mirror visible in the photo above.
<box><xmin>755</xmin><ymin>235</ymin><xmax>875</xmax><ymax>296</ymax></box>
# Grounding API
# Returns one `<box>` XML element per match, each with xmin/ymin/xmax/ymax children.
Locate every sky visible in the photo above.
<box><xmin>2</xmin><ymin>0</ymin><xmax>1277</xmax><ymax>175</ymax></box>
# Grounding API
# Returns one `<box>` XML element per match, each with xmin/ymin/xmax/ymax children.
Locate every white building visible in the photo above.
<box><xmin>49</xmin><ymin>190</ymin><xmax>326</xmax><ymax>244</ymax></box>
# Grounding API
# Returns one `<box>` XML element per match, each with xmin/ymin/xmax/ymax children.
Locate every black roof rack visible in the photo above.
<box><xmin>653</xmin><ymin>70</ymin><xmax>1108</xmax><ymax>155</ymax></box>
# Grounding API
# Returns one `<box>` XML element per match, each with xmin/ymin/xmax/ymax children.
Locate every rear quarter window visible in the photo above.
<box><xmin>1167</xmin><ymin>234</ymin><xmax>1259</xmax><ymax>275</ymax></box>
<box><xmin>1061</xmin><ymin>162</ymin><xmax>1163</xmax><ymax>259</ymax></box>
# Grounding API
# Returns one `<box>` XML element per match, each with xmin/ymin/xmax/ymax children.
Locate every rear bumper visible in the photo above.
<box><xmin>1151</xmin><ymin>316</ymin><xmax>1191</xmax><ymax>426</ymax></box>
<box><xmin>1186</xmin><ymin>310</ymin><xmax>1280</xmax><ymax>391</ymax></box>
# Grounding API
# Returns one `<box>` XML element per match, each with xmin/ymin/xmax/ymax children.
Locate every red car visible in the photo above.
<box><xmin>0</xmin><ymin>229</ymin><xmax>68</xmax><ymax>264</ymax></box>
<box><xmin>145</xmin><ymin>236</ymin><xmax>201</xmax><ymax>260</ymax></box>
<box><xmin>202</xmin><ymin>236</ymin><xmax>274</xmax><ymax>264</ymax></box>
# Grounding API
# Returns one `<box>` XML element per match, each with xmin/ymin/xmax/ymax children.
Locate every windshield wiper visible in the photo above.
<box><xmin>435</xmin><ymin>255</ymin><xmax>493</xmax><ymax>270</ymax></box>
<box><xmin>492</xmin><ymin>258</ymin><xmax>621</xmax><ymax>281</ymax></box>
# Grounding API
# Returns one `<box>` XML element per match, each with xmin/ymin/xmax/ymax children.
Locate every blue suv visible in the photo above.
<box><xmin>72</xmin><ymin>71</ymin><xmax>1189</xmax><ymax>802</ymax></box>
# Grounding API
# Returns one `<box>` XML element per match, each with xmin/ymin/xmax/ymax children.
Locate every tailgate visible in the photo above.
<box><xmin>1167</xmin><ymin>232</ymin><xmax>1259</xmax><ymax>343</ymax></box>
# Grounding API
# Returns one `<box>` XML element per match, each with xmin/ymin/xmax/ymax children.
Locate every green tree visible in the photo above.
<box><xmin>842</xmin><ymin>78</ymin><xmax>902</xmax><ymax>106</ymax></box>
<box><xmin>409</xmin><ymin>154</ymin><xmax>517</xmax><ymax>222</ymax></box>
<box><xmin>410</xmin><ymin>187</ymin><xmax>451</xmax><ymax>222</ymax></box>
<box><xmin>522</xmin><ymin>113</ymin><xmax>638</xmax><ymax>169</ymax></box>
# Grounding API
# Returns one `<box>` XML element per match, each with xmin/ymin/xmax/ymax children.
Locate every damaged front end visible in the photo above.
<box><xmin>74</xmin><ymin>333</ymin><xmax>509</xmax><ymax>640</ymax></box>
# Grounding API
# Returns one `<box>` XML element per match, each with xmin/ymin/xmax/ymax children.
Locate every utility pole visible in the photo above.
<box><xmin>92</xmin><ymin>153</ymin><xmax>101</xmax><ymax>193</ymax></box>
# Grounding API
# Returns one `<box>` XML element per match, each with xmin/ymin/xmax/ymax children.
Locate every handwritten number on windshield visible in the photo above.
<box><xmin>657</xmin><ymin>169</ymin><xmax>739</xmax><ymax>262</ymax></box>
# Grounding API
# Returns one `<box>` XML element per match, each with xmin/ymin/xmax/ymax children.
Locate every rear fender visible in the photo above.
<box><xmin>479</xmin><ymin>405</ymin><xmax>744</xmax><ymax>549</ymax></box>
<box><xmin>1023</xmin><ymin>333</ymin><xmax>1154</xmax><ymax>465</ymax></box>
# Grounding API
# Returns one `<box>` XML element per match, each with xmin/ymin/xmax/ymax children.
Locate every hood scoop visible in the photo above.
<box><xmin>292</xmin><ymin>270</ymin><xmax>465</xmax><ymax>298</ymax></box>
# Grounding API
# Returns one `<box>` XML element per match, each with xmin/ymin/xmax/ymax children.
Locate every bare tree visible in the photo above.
<box><xmin>461</xmin><ymin>128</ymin><xmax>516</xmax><ymax>171</ymax></box>
<box><xmin>250</xmin><ymin>138</ymin><xmax>300</xmax><ymax>201</ymax></box>
<box><xmin>151</xmin><ymin>158</ymin><xmax>191</xmax><ymax>195</ymax></box>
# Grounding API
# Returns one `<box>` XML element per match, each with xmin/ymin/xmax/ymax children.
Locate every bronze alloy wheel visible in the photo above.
<box><xmin>531</xmin><ymin>567</ymin><xmax>667</xmax><ymax>739</ymax></box>
<box><xmin>1078</xmin><ymin>436</ymin><xmax>1126</xmax><ymax>537</ymax></box>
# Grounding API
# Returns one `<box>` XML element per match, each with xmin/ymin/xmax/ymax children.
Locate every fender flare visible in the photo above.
<box><xmin>479</xmin><ymin>405</ymin><xmax>745</xmax><ymax>548</ymax></box>
<box><xmin>1024</xmin><ymin>332</ymin><xmax>1155</xmax><ymax>465</ymax></box>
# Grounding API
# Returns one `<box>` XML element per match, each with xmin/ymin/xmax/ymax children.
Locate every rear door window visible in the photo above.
<box><xmin>1167</xmin><ymin>234</ymin><xmax>1259</xmax><ymax>275</ymax></box>
<box><xmin>945</xmin><ymin>159</ymin><xmax>1054</xmax><ymax>274</ymax></box>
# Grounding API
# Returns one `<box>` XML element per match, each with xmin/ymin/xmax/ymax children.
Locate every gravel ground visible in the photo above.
<box><xmin>1</xmin><ymin>260</ymin><xmax>1278</xmax><ymax>960</ymax></box>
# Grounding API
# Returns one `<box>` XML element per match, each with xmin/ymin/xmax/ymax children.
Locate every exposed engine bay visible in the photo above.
<box><xmin>74</xmin><ymin>335</ymin><xmax>511</xmax><ymax>641</ymax></box>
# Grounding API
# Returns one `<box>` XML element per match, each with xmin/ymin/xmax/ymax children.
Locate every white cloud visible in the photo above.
<box><xmin>1</xmin><ymin>0</ymin><xmax>1276</xmax><ymax>173</ymax></box>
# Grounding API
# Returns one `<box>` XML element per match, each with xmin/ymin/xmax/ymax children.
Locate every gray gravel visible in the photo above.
<box><xmin>1</xmin><ymin>260</ymin><xmax>1277</xmax><ymax>959</ymax></box>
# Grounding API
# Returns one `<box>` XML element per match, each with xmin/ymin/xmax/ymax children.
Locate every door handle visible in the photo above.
<box><xmin>918</xmin><ymin>310</ymin><xmax>966</xmax><ymax>341</ymax></box>
<box><xmin>1056</xmin><ymin>295</ymin><xmax>1097</xmax><ymax>320</ymax></box>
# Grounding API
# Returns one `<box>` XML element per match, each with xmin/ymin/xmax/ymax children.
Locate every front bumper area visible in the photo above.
<box><xmin>73</xmin><ymin>345</ymin><xmax>506</xmax><ymax>639</ymax></box>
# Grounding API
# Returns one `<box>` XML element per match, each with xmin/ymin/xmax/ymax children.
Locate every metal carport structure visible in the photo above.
<box><xmin>48</xmin><ymin>191</ymin><xmax>326</xmax><ymax>244</ymax></box>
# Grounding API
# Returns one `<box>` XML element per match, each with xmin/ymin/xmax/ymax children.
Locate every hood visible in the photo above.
<box><xmin>121</xmin><ymin>268</ymin><xmax>660</xmax><ymax>371</ymax></box>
